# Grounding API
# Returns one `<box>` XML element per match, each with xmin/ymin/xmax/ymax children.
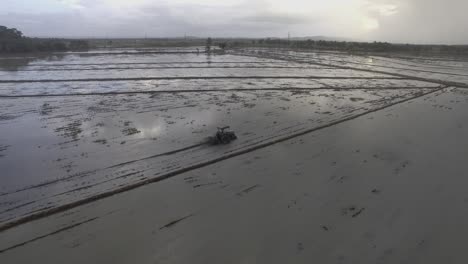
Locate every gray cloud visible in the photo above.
<box><xmin>0</xmin><ymin>0</ymin><xmax>467</xmax><ymax>43</ymax></box>
<box><xmin>243</xmin><ymin>13</ymin><xmax>312</xmax><ymax>25</ymax></box>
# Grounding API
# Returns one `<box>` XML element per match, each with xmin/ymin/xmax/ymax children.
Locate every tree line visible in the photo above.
<box><xmin>0</xmin><ymin>26</ymin><xmax>89</xmax><ymax>53</ymax></box>
<box><xmin>228</xmin><ymin>38</ymin><xmax>468</xmax><ymax>55</ymax></box>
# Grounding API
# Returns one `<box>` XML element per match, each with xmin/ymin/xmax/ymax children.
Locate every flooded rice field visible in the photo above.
<box><xmin>238</xmin><ymin>48</ymin><xmax>468</xmax><ymax>86</ymax></box>
<box><xmin>0</xmin><ymin>48</ymin><xmax>453</xmax><ymax>230</ymax></box>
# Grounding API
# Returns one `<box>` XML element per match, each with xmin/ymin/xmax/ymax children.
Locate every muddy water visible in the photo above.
<box><xmin>0</xmin><ymin>49</ymin><xmax>440</xmax><ymax>228</ymax></box>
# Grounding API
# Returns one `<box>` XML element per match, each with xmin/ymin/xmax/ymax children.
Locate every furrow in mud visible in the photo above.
<box><xmin>1</xmin><ymin>66</ymin><xmax>336</xmax><ymax>72</ymax></box>
<box><xmin>59</xmin><ymin>51</ymin><xmax>199</xmax><ymax>55</ymax></box>
<box><xmin>0</xmin><ymin>217</ymin><xmax>99</xmax><ymax>254</ymax></box>
<box><xmin>21</xmin><ymin>61</ymin><xmax>280</xmax><ymax>67</ymax></box>
<box><xmin>0</xmin><ymin>86</ymin><xmax>439</xmax><ymax>98</ymax></box>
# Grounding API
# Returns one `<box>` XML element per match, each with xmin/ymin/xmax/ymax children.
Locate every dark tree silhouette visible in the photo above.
<box><xmin>0</xmin><ymin>26</ymin><xmax>23</xmax><ymax>39</ymax></box>
<box><xmin>218</xmin><ymin>42</ymin><xmax>227</xmax><ymax>50</ymax></box>
<box><xmin>70</xmin><ymin>40</ymin><xmax>90</xmax><ymax>50</ymax></box>
<box><xmin>0</xmin><ymin>25</ymin><xmax>89</xmax><ymax>53</ymax></box>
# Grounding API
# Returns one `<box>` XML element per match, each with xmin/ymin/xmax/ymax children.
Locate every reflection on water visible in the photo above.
<box><xmin>0</xmin><ymin>54</ymin><xmax>66</xmax><ymax>71</ymax></box>
<box><xmin>0</xmin><ymin>58</ymin><xmax>35</xmax><ymax>71</ymax></box>
<box><xmin>136</xmin><ymin>120</ymin><xmax>164</xmax><ymax>139</ymax></box>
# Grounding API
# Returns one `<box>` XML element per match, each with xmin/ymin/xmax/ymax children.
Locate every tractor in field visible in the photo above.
<box><xmin>210</xmin><ymin>126</ymin><xmax>237</xmax><ymax>145</ymax></box>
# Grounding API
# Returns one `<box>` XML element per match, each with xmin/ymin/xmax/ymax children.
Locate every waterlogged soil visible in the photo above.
<box><xmin>0</xmin><ymin>49</ymin><xmax>444</xmax><ymax>228</ymax></box>
<box><xmin>0</xmin><ymin>88</ymin><xmax>435</xmax><ymax>225</ymax></box>
<box><xmin>2</xmin><ymin>88</ymin><xmax>468</xmax><ymax>264</ymax></box>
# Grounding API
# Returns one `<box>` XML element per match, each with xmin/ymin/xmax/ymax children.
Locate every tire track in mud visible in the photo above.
<box><xmin>235</xmin><ymin>51</ymin><xmax>468</xmax><ymax>89</ymax></box>
<box><xmin>0</xmin><ymin>217</ymin><xmax>99</xmax><ymax>254</ymax></box>
<box><xmin>61</xmin><ymin>51</ymin><xmax>200</xmax><ymax>56</ymax></box>
<box><xmin>0</xmin><ymin>86</ymin><xmax>439</xmax><ymax>98</ymax></box>
<box><xmin>159</xmin><ymin>214</ymin><xmax>194</xmax><ymax>230</ymax></box>
<box><xmin>24</xmin><ymin>61</ymin><xmax>280</xmax><ymax>67</ymax></box>
<box><xmin>0</xmin><ymin>76</ymin><xmax>403</xmax><ymax>84</ymax></box>
<box><xmin>0</xmin><ymin>86</ymin><xmax>445</xmax><ymax>232</ymax></box>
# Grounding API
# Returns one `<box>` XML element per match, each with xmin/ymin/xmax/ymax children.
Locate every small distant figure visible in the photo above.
<box><xmin>210</xmin><ymin>126</ymin><xmax>237</xmax><ymax>145</ymax></box>
<box><xmin>205</xmin><ymin>37</ymin><xmax>212</xmax><ymax>53</ymax></box>
<box><xmin>196</xmin><ymin>48</ymin><xmax>200</xmax><ymax>54</ymax></box>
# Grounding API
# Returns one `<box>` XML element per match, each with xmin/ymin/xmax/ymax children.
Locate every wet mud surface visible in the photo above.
<box><xmin>2</xmin><ymin>88</ymin><xmax>468</xmax><ymax>264</ymax></box>
<box><xmin>0</xmin><ymin>49</ymin><xmax>452</xmax><ymax>230</ymax></box>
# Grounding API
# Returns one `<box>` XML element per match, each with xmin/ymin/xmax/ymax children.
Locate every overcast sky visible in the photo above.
<box><xmin>1</xmin><ymin>0</ymin><xmax>467</xmax><ymax>44</ymax></box>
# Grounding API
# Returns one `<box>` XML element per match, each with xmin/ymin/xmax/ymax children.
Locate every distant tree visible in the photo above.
<box><xmin>0</xmin><ymin>26</ymin><xmax>23</xmax><ymax>40</ymax></box>
<box><xmin>69</xmin><ymin>40</ymin><xmax>90</xmax><ymax>51</ymax></box>
<box><xmin>218</xmin><ymin>42</ymin><xmax>227</xmax><ymax>50</ymax></box>
<box><xmin>54</xmin><ymin>42</ymin><xmax>67</xmax><ymax>51</ymax></box>
<box><xmin>0</xmin><ymin>25</ymin><xmax>91</xmax><ymax>53</ymax></box>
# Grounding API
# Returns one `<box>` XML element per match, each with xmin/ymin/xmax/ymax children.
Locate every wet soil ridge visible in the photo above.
<box><xmin>236</xmin><ymin>184</ymin><xmax>261</xmax><ymax>196</ymax></box>
<box><xmin>1</xmin><ymin>66</ymin><xmax>332</xmax><ymax>72</ymax></box>
<box><xmin>0</xmin><ymin>86</ymin><xmax>438</xmax><ymax>98</ymax></box>
<box><xmin>0</xmin><ymin>76</ymin><xmax>404</xmax><ymax>84</ymax></box>
<box><xmin>14</xmin><ymin>61</ymin><xmax>277</xmax><ymax>67</ymax></box>
<box><xmin>59</xmin><ymin>51</ymin><xmax>200</xmax><ymax>56</ymax></box>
